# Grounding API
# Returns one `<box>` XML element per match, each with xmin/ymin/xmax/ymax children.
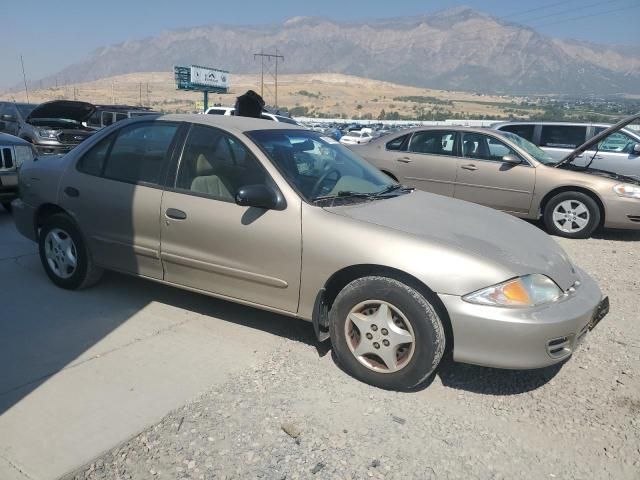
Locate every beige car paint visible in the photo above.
<box><xmin>359</xmin><ymin>126</ymin><xmax>640</xmax><ymax>231</ymax></box>
<box><xmin>12</xmin><ymin>114</ymin><xmax>607</xmax><ymax>371</ymax></box>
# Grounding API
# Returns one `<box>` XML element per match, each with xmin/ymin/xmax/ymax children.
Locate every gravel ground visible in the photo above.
<box><xmin>71</xmin><ymin>227</ymin><xmax>640</xmax><ymax>480</ymax></box>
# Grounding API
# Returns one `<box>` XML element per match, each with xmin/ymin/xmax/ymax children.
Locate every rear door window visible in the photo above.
<box><xmin>499</xmin><ymin>124</ymin><xmax>535</xmax><ymax>142</ymax></box>
<box><xmin>409</xmin><ymin>131</ymin><xmax>456</xmax><ymax>156</ymax></box>
<box><xmin>540</xmin><ymin>125</ymin><xmax>587</xmax><ymax>149</ymax></box>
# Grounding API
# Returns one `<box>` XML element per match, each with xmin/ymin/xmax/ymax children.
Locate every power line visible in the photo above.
<box><xmin>502</xmin><ymin>0</ymin><xmax>578</xmax><ymax>19</ymax></box>
<box><xmin>523</xmin><ymin>0</ymin><xmax>630</xmax><ymax>26</ymax></box>
<box><xmin>529</xmin><ymin>2</ymin><xmax>640</xmax><ymax>28</ymax></box>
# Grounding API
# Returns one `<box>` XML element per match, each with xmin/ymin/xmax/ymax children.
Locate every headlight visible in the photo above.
<box><xmin>463</xmin><ymin>274</ymin><xmax>563</xmax><ymax>308</ymax></box>
<box><xmin>37</xmin><ymin>128</ymin><xmax>58</xmax><ymax>139</ymax></box>
<box><xmin>613</xmin><ymin>184</ymin><xmax>640</xmax><ymax>199</ymax></box>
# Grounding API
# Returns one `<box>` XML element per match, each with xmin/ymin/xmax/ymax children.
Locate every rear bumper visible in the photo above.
<box><xmin>12</xmin><ymin>198</ymin><xmax>38</xmax><ymax>242</ymax></box>
<box><xmin>439</xmin><ymin>267</ymin><xmax>603</xmax><ymax>370</ymax></box>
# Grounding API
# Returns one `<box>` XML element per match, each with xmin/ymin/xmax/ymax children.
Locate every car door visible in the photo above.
<box><xmin>585</xmin><ymin>128</ymin><xmax>640</xmax><ymax>180</ymax></box>
<box><xmin>454</xmin><ymin>132</ymin><xmax>535</xmax><ymax>214</ymax></box>
<box><xmin>60</xmin><ymin>121</ymin><xmax>180</xmax><ymax>278</ymax></box>
<box><xmin>159</xmin><ymin>124</ymin><xmax>302</xmax><ymax>313</ymax></box>
<box><xmin>394</xmin><ymin>130</ymin><xmax>459</xmax><ymax>197</ymax></box>
<box><xmin>538</xmin><ymin>125</ymin><xmax>588</xmax><ymax>163</ymax></box>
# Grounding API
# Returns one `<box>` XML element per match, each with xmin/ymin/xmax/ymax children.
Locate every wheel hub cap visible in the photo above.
<box><xmin>345</xmin><ymin>300</ymin><xmax>415</xmax><ymax>374</ymax></box>
<box><xmin>44</xmin><ymin>228</ymin><xmax>78</xmax><ymax>279</ymax></box>
<box><xmin>552</xmin><ymin>200</ymin><xmax>590</xmax><ymax>233</ymax></box>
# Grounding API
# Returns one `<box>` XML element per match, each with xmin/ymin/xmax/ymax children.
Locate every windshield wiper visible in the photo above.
<box><xmin>312</xmin><ymin>190</ymin><xmax>376</xmax><ymax>203</ymax></box>
<box><xmin>371</xmin><ymin>184</ymin><xmax>414</xmax><ymax>196</ymax></box>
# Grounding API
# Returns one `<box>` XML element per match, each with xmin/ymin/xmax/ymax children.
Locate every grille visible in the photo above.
<box><xmin>1</xmin><ymin>147</ymin><xmax>14</xmax><ymax>170</ymax></box>
<box><xmin>627</xmin><ymin>215</ymin><xmax>640</xmax><ymax>223</ymax></box>
<box><xmin>58</xmin><ymin>133</ymin><xmax>90</xmax><ymax>144</ymax></box>
<box><xmin>546</xmin><ymin>336</ymin><xmax>573</xmax><ymax>359</ymax></box>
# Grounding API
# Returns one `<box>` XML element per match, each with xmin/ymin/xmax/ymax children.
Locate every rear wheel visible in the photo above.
<box><xmin>543</xmin><ymin>191</ymin><xmax>600</xmax><ymax>239</ymax></box>
<box><xmin>330</xmin><ymin>276</ymin><xmax>445</xmax><ymax>390</ymax></box>
<box><xmin>38</xmin><ymin>213</ymin><xmax>103</xmax><ymax>289</ymax></box>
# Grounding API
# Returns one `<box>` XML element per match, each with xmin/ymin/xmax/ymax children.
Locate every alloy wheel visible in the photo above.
<box><xmin>44</xmin><ymin>228</ymin><xmax>78</xmax><ymax>279</ymax></box>
<box><xmin>552</xmin><ymin>199</ymin><xmax>590</xmax><ymax>234</ymax></box>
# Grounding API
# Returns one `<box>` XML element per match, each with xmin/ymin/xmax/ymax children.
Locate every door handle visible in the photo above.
<box><xmin>64</xmin><ymin>186</ymin><xmax>80</xmax><ymax>198</ymax></box>
<box><xmin>396</xmin><ymin>157</ymin><xmax>412</xmax><ymax>163</ymax></box>
<box><xmin>461</xmin><ymin>164</ymin><xmax>478</xmax><ymax>171</ymax></box>
<box><xmin>166</xmin><ymin>208</ymin><xmax>187</xmax><ymax>220</ymax></box>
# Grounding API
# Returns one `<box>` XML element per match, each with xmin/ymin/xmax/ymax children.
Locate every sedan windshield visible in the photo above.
<box><xmin>501</xmin><ymin>131</ymin><xmax>556</xmax><ymax>165</ymax></box>
<box><xmin>248</xmin><ymin>130</ymin><xmax>397</xmax><ymax>204</ymax></box>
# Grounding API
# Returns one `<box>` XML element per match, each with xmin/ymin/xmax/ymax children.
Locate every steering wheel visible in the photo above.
<box><xmin>311</xmin><ymin>168</ymin><xmax>342</xmax><ymax>197</ymax></box>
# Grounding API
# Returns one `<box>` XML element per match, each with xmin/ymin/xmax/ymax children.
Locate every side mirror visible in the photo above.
<box><xmin>633</xmin><ymin>143</ymin><xmax>640</xmax><ymax>155</ymax></box>
<box><xmin>236</xmin><ymin>184</ymin><xmax>281</xmax><ymax>210</ymax></box>
<box><xmin>502</xmin><ymin>154</ymin><xmax>522</xmax><ymax>164</ymax></box>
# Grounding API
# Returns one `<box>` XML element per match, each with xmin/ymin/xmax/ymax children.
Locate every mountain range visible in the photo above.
<box><xmin>35</xmin><ymin>7</ymin><xmax>640</xmax><ymax>95</ymax></box>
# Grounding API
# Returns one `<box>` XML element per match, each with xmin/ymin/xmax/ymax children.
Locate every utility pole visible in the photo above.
<box><xmin>253</xmin><ymin>50</ymin><xmax>284</xmax><ymax>108</ymax></box>
<box><xmin>139</xmin><ymin>82</ymin><xmax>142</xmax><ymax>106</ymax></box>
<box><xmin>20</xmin><ymin>55</ymin><xmax>29</xmax><ymax>103</ymax></box>
<box><xmin>146</xmin><ymin>83</ymin><xmax>150</xmax><ymax>106</ymax></box>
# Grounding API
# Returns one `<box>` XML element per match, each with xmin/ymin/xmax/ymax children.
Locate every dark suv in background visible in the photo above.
<box><xmin>492</xmin><ymin>121</ymin><xmax>640</xmax><ymax>180</ymax></box>
<box><xmin>0</xmin><ymin>102</ymin><xmax>37</xmax><ymax>137</ymax></box>
<box><xmin>0</xmin><ymin>100</ymin><xmax>96</xmax><ymax>156</ymax></box>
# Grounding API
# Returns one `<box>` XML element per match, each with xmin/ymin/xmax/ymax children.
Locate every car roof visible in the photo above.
<box><xmin>159</xmin><ymin>113</ymin><xmax>305</xmax><ymax>134</ymax></box>
<box><xmin>371</xmin><ymin>125</ymin><xmax>505</xmax><ymax>141</ymax></box>
<box><xmin>492</xmin><ymin>121</ymin><xmax>622</xmax><ymax>128</ymax></box>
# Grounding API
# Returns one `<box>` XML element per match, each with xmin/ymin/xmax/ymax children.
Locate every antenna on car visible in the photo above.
<box><xmin>20</xmin><ymin>55</ymin><xmax>30</xmax><ymax>104</ymax></box>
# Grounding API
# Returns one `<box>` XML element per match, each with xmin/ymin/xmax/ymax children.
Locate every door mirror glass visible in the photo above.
<box><xmin>633</xmin><ymin>143</ymin><xmax>640</xmax><ymax>155</ymax></box>
<box><xmin>502</xmin><ymin>154</ymin><xmax>521</xmax><ymax>164</ymax></box>
<box><xmin>236</xmin><ymin>184</ymin><xmax>280</xmax><ymax>210</ymax></box>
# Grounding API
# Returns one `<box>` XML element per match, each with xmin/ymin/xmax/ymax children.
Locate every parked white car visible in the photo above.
<box><xmin>340</xmin><ymin>130</ymin><xmax>373</xmax><ymax>145</ymax></box>
<box><xmin>204</xmin><ymin>107</ymin><xmax>300</xmax><ymax>125</ymax></box>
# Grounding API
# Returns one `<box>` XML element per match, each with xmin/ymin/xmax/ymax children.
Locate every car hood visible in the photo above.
<box><xmin>557</xmin><ymin>111</ymin><xmax>640</xmax><ymax>166</ymax></box>
<box><xmin>326</xmin><ymin>191</ymin><xmax>579</xmax><ymax>291</ymax></box>
<box><xmin>26</xmin><ymin>101</ymin><xmax>95</xmax><ymax>123</ymax></box>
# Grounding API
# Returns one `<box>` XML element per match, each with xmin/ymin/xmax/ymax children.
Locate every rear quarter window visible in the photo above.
<box><xmin>540</xmin><ymin>125</ymin><xmax>587</xmax><ymax>149</ymax></box>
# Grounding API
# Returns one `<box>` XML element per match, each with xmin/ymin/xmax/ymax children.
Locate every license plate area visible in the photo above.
<box><xmin>589</xmin><ymin>296</ymin><xmax>609</xmax><ymax>331</ymax></box>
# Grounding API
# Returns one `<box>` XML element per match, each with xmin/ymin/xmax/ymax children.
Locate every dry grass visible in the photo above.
<box><xmin>0</xmin><ymin>72</ymin><xmax>535</xmax><ymax>119</ymax></box>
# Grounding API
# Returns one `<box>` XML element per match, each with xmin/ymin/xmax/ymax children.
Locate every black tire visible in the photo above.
<box><xmin>38</xmin><ymin>213</ymin><xmax>103</xmax><ymax>289</ymax></box>
<box><xmin>1</xmin><ymin>202</ymin><xmax>12</xmax><ymax>213</ymax></box>
<box><xmin>329</xmin><ymin>276</ymin><xmax>445</xmax><ymax>390</ymax></box>
<box><xmin>543</xmin><ymin>191</ymin><xmax>600</xmax><ymax>239</ymax></box>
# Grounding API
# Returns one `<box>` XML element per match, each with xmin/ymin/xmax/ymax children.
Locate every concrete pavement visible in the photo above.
<box><xmin>0</xmin><ymin>211</ymin><xmax>309</xmax><ymax>479</ymax></box>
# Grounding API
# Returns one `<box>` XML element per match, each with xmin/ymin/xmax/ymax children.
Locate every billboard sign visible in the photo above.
<box><xmin>174</xmin><ymin>65</ymin><xmax>229</xmax><ymax>93</ymax></box>
<box><xmin>190</xmin><ymin>65</ymin><xmax>229</xmax><ymax>90</ymax></box>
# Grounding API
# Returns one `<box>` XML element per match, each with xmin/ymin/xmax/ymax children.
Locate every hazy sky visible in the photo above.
<box><xmin>2</xmin><ymin>0</ymin><xmax>639</xmax><ymax>88</ymax></box>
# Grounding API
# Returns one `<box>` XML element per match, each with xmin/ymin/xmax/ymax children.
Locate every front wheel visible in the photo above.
<box><xmin>543</xmin><ymin>191</ymin><xmax>600</xmax><ymax>239</ymax></box>
<box><xmin>329</xmin><ymin>276</ymin><xmax>446</xmax><ymax>390</ymax></box>
<box><xmin>38</xmin><ymin>213</ymin><xmax>103</xmax><ymax>289</ymax></box>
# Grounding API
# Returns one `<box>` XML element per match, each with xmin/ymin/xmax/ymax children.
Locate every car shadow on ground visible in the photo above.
<box><xmin>527</xmin><ymin>218</ymin><xmax>640</xmax><ymax>242</ymax></box>
<box><xmin>434</xmin><ymin>355</ymin><xmax>564</xmax><ymax>395</ymax></box>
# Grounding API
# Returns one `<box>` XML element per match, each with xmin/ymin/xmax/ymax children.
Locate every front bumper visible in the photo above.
<box><xmin>34</xmin><ymin>144</ymin><xmax>74</xmax><ymax>156</ymax></box>
<box><xmin>12</xmin><ymin>198</ymin><xmax>38</xmax><ymax>242</ymax></box>
<box><xmin>0</xmin><ymin>172</ymin><xmax>18</xmax><ymax>202</ymax></box>
<box><xmin>603</xmin><ymin>195</ymin><xmax>640</xmax><ymax>230</ymax></box>
<box><xmin>439</xmin><ymin>267</ymin><xmax>604</xmax><ymax>369</ymax></box>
